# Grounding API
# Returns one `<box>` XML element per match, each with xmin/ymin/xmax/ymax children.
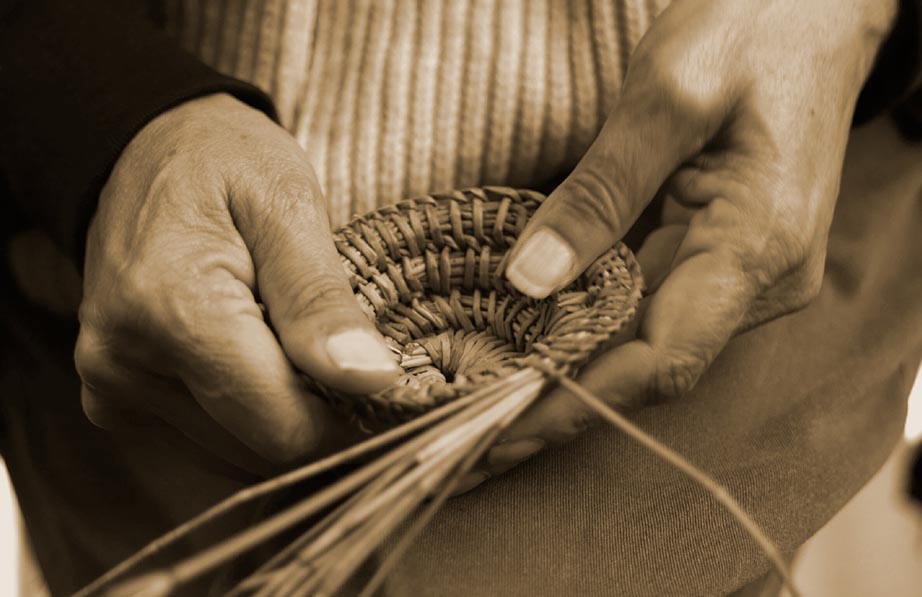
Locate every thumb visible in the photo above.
<box><xmin>506</xmin><ymin>79</ymin><xmax>720</xmax><ymax>298</ymax></box>
<box><xmin>231</xmin><ymin>167</ymin><xmax>401</xmax><ymax>395</ymax></box>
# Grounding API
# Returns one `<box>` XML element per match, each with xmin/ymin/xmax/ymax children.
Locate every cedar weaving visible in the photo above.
<box><xmin>312</xmin><ymin>186</ymin><xmax>644</xmax><ymax>425</ymax></box>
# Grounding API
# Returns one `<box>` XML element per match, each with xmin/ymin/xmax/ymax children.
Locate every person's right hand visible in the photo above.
<box><xmin>75</xmin><ymin>93</ymin><xmax>401</xmax><ymax>473</ymax></box>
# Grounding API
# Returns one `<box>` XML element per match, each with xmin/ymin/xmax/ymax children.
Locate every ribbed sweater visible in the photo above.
<box><xmin>163</xmin><ymin>0</ymin><xmax>668</xmax><ymax>226</ymax></box>
<box><xmin>2</xmin><ymin>4</ymin><xmax>920</xmax><ymax>597</ymax></box>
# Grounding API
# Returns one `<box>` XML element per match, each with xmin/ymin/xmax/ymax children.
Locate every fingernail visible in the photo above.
<box><xmin>325</xmin><ymin>329</ymin><xmax>400</xmax><ymax>374</ymax></box>
<box><xmin>487</xmin><ymin>439</ymin><xmax>545</xmax><ymax>468</ymax></box>
<box><xmin>450</xmin><ymin>472</ymin><xmax>489</xmax><ymax>496</ymax></box>
<box><xmin>507</xmin><ymin>228</ymin><xmax>575</xmax><ymax>298</ymax></box>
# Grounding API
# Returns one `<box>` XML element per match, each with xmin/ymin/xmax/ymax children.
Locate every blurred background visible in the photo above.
<box><xmin>2</xmin><ymin>366</ymin><xmax>920</xmax><ymax>597</ymax></box>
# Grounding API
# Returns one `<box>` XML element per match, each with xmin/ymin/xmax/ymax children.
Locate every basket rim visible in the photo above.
<box><xmin>310</xmin><ymin>187</ymin><xmax>644</xmax><ymax>425</ymax></box>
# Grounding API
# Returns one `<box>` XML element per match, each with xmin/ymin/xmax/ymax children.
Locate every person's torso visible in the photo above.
<box><xmin>163</xmin><ymin>0</ymin><xmax>668</xmax><ymax>225</ymax></box>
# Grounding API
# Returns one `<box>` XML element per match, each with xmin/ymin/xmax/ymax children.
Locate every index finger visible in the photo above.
<box><xmin>506</xmin><ymin>70</ymin><xmax>725</xmax><ymax>298</ymax></box>
<box><xmin>229</xmin><ymin>161</ymin><xmax>401</xmax><ymax>395</ymax></box>
<box><xmin>504</xmin><ymin>209</ymin><xmax>756</xmax><ymax>444</ymax></box>
<box><xmin>171</xmin><ymin>292</ymin><xmax>351</xmax><ymax>465</ymax></box>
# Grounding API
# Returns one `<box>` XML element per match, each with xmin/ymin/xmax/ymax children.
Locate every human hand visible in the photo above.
<box><xmin>467</xmin><ymin>0</ymin><xmax>898</xmax><ymax>483</ymax></box>
<box><xmin>75</xmin><ymin>94</ymin><xmax>401</xmax><ymax>472</ymax></box>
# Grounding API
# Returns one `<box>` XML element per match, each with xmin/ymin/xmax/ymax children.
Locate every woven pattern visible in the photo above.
<box><xmin>165</xmin><ymin>0</ymin><xmax>670</xmax><ymax>227</ymax></box>
<box><xmin>314</xmin><ymin>187</ymin><xmax>643</xmax><ymax>425</ymax></box>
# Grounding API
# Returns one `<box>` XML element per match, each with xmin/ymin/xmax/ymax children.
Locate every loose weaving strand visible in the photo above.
<box><xmin>550</xmin><ymin>372</ymin><xmax>801</xmax><ymax>597</ymax></box>
<box><xmin>79</xmin><ymin>188</ymin><xmax>800</xmax><ymax>597</ymax></box>
<box><xmin>316</xmin><ymin>187</ymin><xmax>643</xmax><ymax>425</ymax></box>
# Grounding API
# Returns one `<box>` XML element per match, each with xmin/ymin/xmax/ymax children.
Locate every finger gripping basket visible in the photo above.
<box><xmin>82</xmin><ymin>188</ymin><xmax>799</xmax><ymax>597</ymax></box>
<box><xmin>315</xmin><ymin>186</ymin><xmax>644</xmax><ymax>425</ymax></box>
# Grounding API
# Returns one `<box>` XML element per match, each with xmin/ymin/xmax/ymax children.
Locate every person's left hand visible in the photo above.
<box><xmin>455</xmin><ymin>0</ymin><xmax>898</xmax><ymax>491</ymax></box>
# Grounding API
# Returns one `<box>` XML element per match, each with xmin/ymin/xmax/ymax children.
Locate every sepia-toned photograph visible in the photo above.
<box><xmin>1</xmin><ymin>1</ymin><xmax>921</xmax><ymax>595</ymax></box>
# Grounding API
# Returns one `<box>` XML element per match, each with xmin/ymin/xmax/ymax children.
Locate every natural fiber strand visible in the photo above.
<box><xmin>355</xmin><ymin>395</ymin><xmax>533</xmax><ymax>597</ymax></box>
<box><xmin>74</xmin><ymin>385</ymin><xmax>492</xmax><ymax>597</ymax></box>
<box><xmin>314</xmin><ymin>187</ymin><xmax>643</xmax><ymax>426</ymax></box>
<box><xmin>81</xmin><ymin>188</ymin><xmax>800</xmax><ymax>597</ymax></box>
<box><xmin>100</xmin><ymin>370</ymin><xmax>545</xmax><ymax>596</ymax></box>
<box><xmin>548</xmin><ymin>372</ymin><xmax>802</xmax><ymax>597</ymax></box>
<box><xmin>227</xmin><ymin>464</ymin><xmax>408</xmax><ymax>597</ymax></box>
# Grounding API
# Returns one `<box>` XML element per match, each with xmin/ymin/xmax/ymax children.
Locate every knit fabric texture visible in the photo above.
<box><xmin>0</xmin><ymin>4</ymin><xmax>917</xmax><ymax>597</ymax></box>
<box><xmin>163</xmin><ymin>0</ymin><xmax>668</xmax><ymax>227</ymax></box>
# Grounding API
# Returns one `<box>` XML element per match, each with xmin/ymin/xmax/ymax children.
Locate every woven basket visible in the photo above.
<box><xmin>314</xmin><ymin>187</ymin><xmax>644</xmax><ymax>425</ymax></box>
<box><xmin>81</xmin><ymin>189</ymin><xmax>802</xmax><ymax>597</ymax></box>
<box><xmin>74</xmin><ymin>188</ymin><xmax>646</xmax><ymax>597</ymax></box>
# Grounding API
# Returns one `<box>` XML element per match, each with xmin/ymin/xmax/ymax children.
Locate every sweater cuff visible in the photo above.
<box><xmin>854</xmin><ymin>0</ymin><xmax>922</xmax><ymax>126</ymax></box>
<box><xmin>0</xmin><ymin>2</ymin><xmax>278</xmax><ymax>266</ymax></box>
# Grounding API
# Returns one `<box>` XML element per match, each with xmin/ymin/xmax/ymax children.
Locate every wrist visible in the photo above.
<box><xmin>113</xmin><ymin>93</ymin><xmax>264</xmax><ymax>181</ymax></box>
<box><xmin>129</xmin><ymin>92</ymin><xmax>256</xmax><ymax>148</ymax></box>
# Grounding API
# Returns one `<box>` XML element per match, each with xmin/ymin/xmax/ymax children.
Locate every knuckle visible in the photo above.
<box><xmin>232</xmin><ymin>164</ymin><xmax>324</xmax><ymax>231</ymax></box>
<box><xmin>800</xmin><ymin>266</ymin><xmax>824</xmax><ymax>303</ymax></box>
<box><xmin>622</xmin><ymin>47</ymin><xmax>722</xmax><ymax>136</ymax></box>
<box><xmin>248</xmin><ymin>175</ymin><xmax>299</xmax><ymax>222</ymax></box>
<box><xmin>149</xmin><ymin>272</ymin><xmax>249</xmax><ymax>346</ymax></box>
<box><xmin>625</xmin><ymin>43</ymin><xmax>671</xmax><ymax>88</ymax></box>
<box><xmin>115</xmin><ymin>265</ymin><xmax>158</xmax><ymax>315</ymax></box>
<box><xmin>776</xmin><ymin>229</ymin><xmax>813</xmax><ymax>271</ymax></box>
<box><xmin>731</xmin><ymin>209</ymin><xmax>817</xmax><ymax>296</ymax></box>
<box><xmin>74</xmin><ymin>328</ymin><xmax>114</xmax><ymax>389</ymax></box>
<box><xmin>751</xmin><ymin>223</ymin><xmax>820</xmax><ymax>295</ymax></box>
<box><xmin>651</xmin><ymin>350</ymin><xmax>708</xmax><ymax>401</ymax></box>
<box><xmin>80</xmin><ymin>387</ymin><xmax>120</xmax><ymax>429</ymax></box>
<box><xmin>561</xmin><ymin>170</ymin><xmax>631</xmax><ymax>237</ymax></box>
<box><xmin>538</xmin><ymin>396</ymin><xmax>597</xmax><ymax>443</ymax></box>
<box><xmin>626</xmin><ymin>53</ymin><xmax>685</xmax><ymax>109</ymax></box>
<box><xmin>158</xmin><ymin>284</ymin><xmax>208</xmax><ymax>341</ymax></box>
<box><xmin>276</xmin><ymin>274</ymin><xmax>355</xmax><ymax>324</ymax></box>
<box><xmin>86</xmin><ymin>259</ymin><xmax>160</xmax><ymax>335</ymax></box>
<box><xmin>785</xmin><ymin>260</ymin><xmax>824</xmax><ymax>312</ymax></box>
<box><xmin>556</xmin><ymin>406</ymin><xmax>596</xmax><ymax>440</ymax></box>
<box><xmin>520</xmin><ymin>396</ymin><xmax>597</xmax><ymax>446</ymax></box>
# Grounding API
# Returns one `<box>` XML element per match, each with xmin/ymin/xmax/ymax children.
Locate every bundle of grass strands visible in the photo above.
<box><xmin>76</xmin><ymin>187</ymin><xmax>801</xmax><ymax>597</ymax></box>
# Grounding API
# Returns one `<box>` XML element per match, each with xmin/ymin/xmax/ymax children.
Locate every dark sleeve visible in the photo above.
<box><xmin>911</xmin><ymin>443</ymin><xmax>922</xmax><ymax>507</ymax></box>
<box><xmin>0</xmin><ymin>0</ymin><xmax>278</xmax><ymax>264</ymax></box>
<box><xmin>854</xmin><ymin>0</ymin><xmax>922</xmax><ymax>135</ymax></box>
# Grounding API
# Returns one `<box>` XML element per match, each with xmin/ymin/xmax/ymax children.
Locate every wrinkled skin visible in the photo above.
<box><xmin>470</xmin><ymin>0</ymin><xmax>898</xmax><ymax>486</ymax></box>
<box><xmin>6</xmin><ymin>0</ymin><xmax>899</xmax><ymax>489</ymax></box>
<box><xmin>74</xmin><ymin>94</ymin><xmax>400</xmax><ymax>474</ymax></box>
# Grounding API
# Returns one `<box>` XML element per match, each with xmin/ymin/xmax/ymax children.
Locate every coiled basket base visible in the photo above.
<box><xmin>312</xmin><ymin>187</ymin><xmax>644</xmax><ymax>425</ymax></box>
